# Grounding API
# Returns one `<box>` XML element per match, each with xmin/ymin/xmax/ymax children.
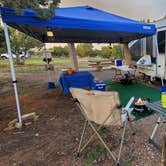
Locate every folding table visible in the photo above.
<box><xmin>146</xmin><ymin>101</ymin><xmax>166</xmax><ymax>151</ymax></box>
<box><xmin>110</xmin><ymin>65</ymin><xmax>136</xmax><ymax>80</ymax></box>
<box><xmin>59</xmin><ymin>71</ymin><xmax>94</xmax><ymax>94</ymax></box>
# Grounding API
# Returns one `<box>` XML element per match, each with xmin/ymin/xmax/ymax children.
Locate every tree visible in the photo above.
<box><xmin>0</xmin><ymin>0</ymin><xmax>61</xmax><ymax>20</ymax></box>
<box><xmin>99</xmin><ymin>46</ymin><xmax>112</xmax><ymax>59</ymax></box>
<box><xmin>51</xmin><ymin>46</ymin><xmax>69</xmax><ymax>57</ymax></box>
<box><xmin>0</xmin><ymin>27</ymin><xmax>7</xmax><ymax>53</ymax></box>
<box><xmin>76</xmin><ymin>44</ymin><xmax>93</xmax><ymax>57</ymax></box>
<box><xmin>9</xmin><ymin>27</ymin><xmax>43</xmax><ymax>64</ymax></box>
<box><xmin>88</xmin><ymin>49</ymin><xmax>101</xmax><ymax>57</ymax></box>
<box><xmin>111</xmin><ymin>44</ymin><xmax>123</xmax><ymax>59</ymax></box>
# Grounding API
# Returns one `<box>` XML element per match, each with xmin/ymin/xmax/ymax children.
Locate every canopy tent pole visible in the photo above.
<box><xmin>43</xmin><ymin>43</ymin><xmax>52</xmax><ymax>83</ymax></box>
<box><xmin>3</xmin><ymin>23</ymin><xmax>22</xmax><ymax>127</ymax></box>
<box><xmin>68</xmin><ymin>43</ymin><xmax>79</xmax><ymax>71</ymax></box>
<box><xmin>124</xmin><ymin>43</ymin><xmax>132</xmax><ymax>65</ymax></box>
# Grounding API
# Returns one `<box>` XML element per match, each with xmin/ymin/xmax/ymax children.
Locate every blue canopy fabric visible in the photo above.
<box><xmin>0</xmin><ymin>6</ymin><xmax>156</xmax><ymax>43</ymax></box>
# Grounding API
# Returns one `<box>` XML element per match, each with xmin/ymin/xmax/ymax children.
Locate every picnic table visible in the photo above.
<box><xmin>88</xmin><ymin>59</ymin><xmax>113</xmax><ymax>70</ymax></box>
<box><xmin>59</xmin><ymin>71</ymin><xmax>94</xmax><ymax>94</ymax></box>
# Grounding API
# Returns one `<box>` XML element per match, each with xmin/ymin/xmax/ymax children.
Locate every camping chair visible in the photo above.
<box><xmin>70</xmin><ymin>88</ymin><xmax>135</xmax><ymax>165</ymax></box>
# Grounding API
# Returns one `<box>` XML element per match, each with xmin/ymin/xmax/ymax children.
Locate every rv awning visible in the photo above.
<box><xmin>0</xmin><ymin>6</ymin><xmax>156</xmax><ymax>43</ymax></box>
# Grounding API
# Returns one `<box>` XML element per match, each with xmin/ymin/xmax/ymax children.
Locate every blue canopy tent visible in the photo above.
<box><xmin>0</xmin><ymin>6</ymin><xmax>156</xmax><ymax>127</ymax></box>
<box><xmin>1</xmin><ymin>6</ymin><xmax>156</xmax><ymax>43</ymax></box>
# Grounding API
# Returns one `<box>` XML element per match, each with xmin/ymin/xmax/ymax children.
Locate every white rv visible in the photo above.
<box><xmin>129</xmin><ymin>19</ymin><xmax>166</xmax><ymax>81</ymax></box>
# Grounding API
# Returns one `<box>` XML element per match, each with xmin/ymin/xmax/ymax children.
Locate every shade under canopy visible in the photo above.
<box><xmin>0</xmin><ymin>6</ymin><xmax>156</xmax><ymax>43</ymax></box>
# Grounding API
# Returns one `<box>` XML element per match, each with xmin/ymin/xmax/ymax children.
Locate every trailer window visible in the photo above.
<box><xmin>158</xmin><ymin>31</ymin><xmax>165</xmax><ymax>54</ymax></box>
<box><xmin>146</xmin><ymin>36</ymin><xmax>153</xmax><ymax>56</ymax></box>
<box><xmin>130</xmin><ymin>39</ymin><xmax>142</xmax><ymax>61</ymax></box>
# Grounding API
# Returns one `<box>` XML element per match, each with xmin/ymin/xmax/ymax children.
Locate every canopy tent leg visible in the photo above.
<box><xmin>43</xmin><ymin>44</ymin><xmax>52</xmax><ymax>82</ymax></box>
<box><xmin>124</xmin><ymin>43</ymin><xmax>132</xmax><ymax>65</ymax></box>
<box><xmin>68</xmin><ymin>43</ymin><xmax>79</xmax><ymax>71</ymax></box>
<box><xmin>3</xmin><ymin>23</ymin><xmax>22</xmax><ymax>127</ymax></box>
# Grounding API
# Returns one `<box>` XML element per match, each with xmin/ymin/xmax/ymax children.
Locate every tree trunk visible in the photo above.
<box><xmin>68</xmin><ymin>43</ymin><xmax>79</xmax><ymax>71</ymax></box>
<box><xmin>123</xmin><ymin>43</ymin><xmax>132</xmax><ymax>65</ymax></box>
<box><xmin>161</xmin><ymin>134</ymin><xmax>166</xmax><ymax>166</ymax></box>
<box><xmin>15</xmin><ymin>53</ymin><xmax>20</xmax><ymax>65</ymax></box>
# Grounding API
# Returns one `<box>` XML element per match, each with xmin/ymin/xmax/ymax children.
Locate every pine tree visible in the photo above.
<box><xmin>0</xmin><ymin>0</ymin><xmax>61</xmax><ymax>20</ymax></box>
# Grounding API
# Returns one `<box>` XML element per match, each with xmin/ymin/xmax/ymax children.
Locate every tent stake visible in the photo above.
<box><xmin>3</xmin><ymin>23</ymin><xmax>22</xmax><ymax>127</ymax></box>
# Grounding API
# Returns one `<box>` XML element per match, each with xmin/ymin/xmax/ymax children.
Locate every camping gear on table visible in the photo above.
<box><xmin>70</xmin><ymin>87</ymin><xmax>134</xmax><ymax>165</ymax></box>
<box><xmin>59</xmin><ymin>71</ymin><xmax>94</xmax><ymax>94</ymax></box>
<box><xmin>120</xmin><ymin>73</ymin><xmax>133</xmax><ymax>85</ymax></box>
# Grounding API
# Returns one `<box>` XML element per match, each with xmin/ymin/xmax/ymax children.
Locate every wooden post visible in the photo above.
<box><xmin>123</xmin><ymin>43</ymin><xmax>132</xmax><ymax>65</ymax></box>
<box><xmin>161</xmin><ymin>134</ymin><xmax>166</xmax><ymax>166</ymax></box>
<box><xmin>68</xmin><ymin>43</ymin><xmax>79</xmax><ymax>71</ymax></box>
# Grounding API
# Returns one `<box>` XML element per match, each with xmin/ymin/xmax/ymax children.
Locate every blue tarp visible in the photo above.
<box><xmin>59</xmin><ymin>71</ymin><xmax>94</xmax><ymax>94</ymax></box>
<box><xmin>0</xmin><ymin>6</ymin><xmax>156</xmax><ymax>43</ymax></box>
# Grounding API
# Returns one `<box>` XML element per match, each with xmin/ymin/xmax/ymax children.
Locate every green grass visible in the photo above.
<box><xmin>0</xmin><ymin>57</ymin><xmax>89</xmax><ymax>74</ymax></box>
<box><xmin>104</xmin><ymin>80</ymin><xmax>161</xmax><ymax>120</ymax></box>
<box><xmin>85</xmin><ymin>145</ymin><xmax>107</xmax><ymax>166</ymax></box>
<box><xmin>104</xmin><ymin>81</ymin><xmax>160</xmax><ymax>106</ymax></box>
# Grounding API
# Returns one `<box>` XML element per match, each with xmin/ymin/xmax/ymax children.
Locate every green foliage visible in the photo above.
<box><xmin>99</xmin><ymin>46</ymin><xmax>112</xmax><ymax>58</ymax></box>
<box><xmin>0</xmin><ymin>0</ymin><xmax>61</xmax><ymax>20</ymax></box>
<box><xmin>51</xmin><ymin>46</ymin><xmax>69</xmax><ymax>57</ymax></box>
<box><xmin>9</xmin><ymin>27</ymin><xmax>43</xmax><ymax>53</ymax></box>
<box><xmin>0</xmin><ymin>27</ymin><xmax>7</xmax><ymax>53</ymax></box>
<box><xmin>111</xmin><ymin>44</ymin><xmax>123</xmax><ymax>59</ymax></box>
<box><xmin>88</xmin><ymin>49</ymin><xmax>101</xmax><ymax>57</ymax></box>
<box><xmin>76</xmin><ymin>44</ymin><xmax>93</xmax><ymax>57</ymax></box>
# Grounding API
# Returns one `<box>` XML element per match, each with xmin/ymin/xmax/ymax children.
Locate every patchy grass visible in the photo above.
<box><xmin>85</xmin><ymin>145</ymin><xmax>107</xmax><ymax>165</ymax></box>
<box><xmin>0</xmin><ymin>57</ymin><xmax>89</xmax><ymax>74</ymax></box>
<box><xmin>120</xmin><ymin>155</ymin><xmax>132</xmax><ymax>166</ymax></box>
<box><xmin>98</xmin><ymin>126</ymin><xmax>108</xmax><ymax>134</ymax></box>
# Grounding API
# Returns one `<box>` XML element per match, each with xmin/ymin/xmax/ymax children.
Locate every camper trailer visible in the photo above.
<box><xmin>130</xmin><ymin>19</ymin><xmax>166</xmax><ymax>81</ymax></box>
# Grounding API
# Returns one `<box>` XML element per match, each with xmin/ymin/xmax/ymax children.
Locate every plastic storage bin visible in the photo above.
<box><xmin>92</xmin><ymin>80</ymin><xmax>106</xmax><ymax>91</ymax></box>
<box><xmin>48</xmin><ymin>82</ymin><xmax>55</xmax><ymax>89</ymax></box>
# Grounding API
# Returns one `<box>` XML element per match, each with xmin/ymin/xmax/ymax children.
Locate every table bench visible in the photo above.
<box><xmin>88</xmin><ymin>60</ymin><xmax>113</xmax><ymax>70</ymax></box>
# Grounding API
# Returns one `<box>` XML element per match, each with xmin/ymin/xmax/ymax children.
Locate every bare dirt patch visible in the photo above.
<box><xmin>0</xmin><ymin>70</ymin><xmax>163</xmax><ymax>166</ymax></box>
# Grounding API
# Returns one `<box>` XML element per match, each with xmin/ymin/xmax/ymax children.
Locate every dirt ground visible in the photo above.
<box><xmin>0</xmin><ymin>69</ymin><xmax>164</xmax><ymax>166</ymax></box>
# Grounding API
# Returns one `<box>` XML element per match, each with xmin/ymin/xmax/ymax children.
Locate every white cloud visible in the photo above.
<box><xmin>60</xmin><ymin>0</ymin><xmax>166</xmax><ymax>20</ymax></box>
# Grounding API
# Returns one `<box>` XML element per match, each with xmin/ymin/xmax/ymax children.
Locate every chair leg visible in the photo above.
<box><xmin>88</xmin><ymin>120</ymin><xmax>117</xmax><ymax>162</ymax></box>
<box><xmin>77</xmin><ymin>120</ymin><xmax>88</xmax><ymax>157</ymax></box>
<box><xmin>80</xmin><ymin>111</ymin><xmax>115</xmax><ymax>154</ymax></box>
<box><xmin>117</xmin><ymin>119</ymin><xmax>128</xmax><ymax>164</ymax></box>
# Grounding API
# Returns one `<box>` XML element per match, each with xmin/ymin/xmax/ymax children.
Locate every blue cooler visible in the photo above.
<box><xmin>92</xmin><ymin>80</ymin><xmax>106</xmax><ymax>91</ymax></box>
<box><xmin>48</xmin><ymin>82</ymin><xmax>55</xmax><ymax>89</ymax></box>
<box><xmin>115</xmin><ymin>59</ymin><xmax>122</xmax><ymax>66</ymax></box>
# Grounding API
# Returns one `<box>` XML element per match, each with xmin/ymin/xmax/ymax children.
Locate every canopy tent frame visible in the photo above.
<box><xmin>3</xmin><ymin>23</ymin><xmax>22</xmax><ymax>127</ymax></box>
<box><xmin>0</xmin><ymin>6</ymin><xmax>157</xmax><ymax>127</ymax></box>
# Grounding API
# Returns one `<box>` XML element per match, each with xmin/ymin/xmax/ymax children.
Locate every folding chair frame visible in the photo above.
<box><xmin>149</xmin><ymin>115</ymin><xmax>166</xmax><ymax>152</ymax></box>
<box><xmin>74</xmin><ymin>97</ymin><xmax>134</xmax><ymax>165</ymax></box>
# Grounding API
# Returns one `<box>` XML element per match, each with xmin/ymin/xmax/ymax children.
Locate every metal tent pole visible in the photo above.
<box><xmin>43</xmin><ymin>43</ymin><xmax>51</xmax><ymax>83</ymax></box>
<box><xmin>3</xmin><ymin>23</ymin><xmax>22</xmax><ymax>127</ymax></box>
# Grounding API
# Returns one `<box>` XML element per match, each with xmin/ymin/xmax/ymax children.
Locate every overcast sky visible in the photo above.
<box><xmin>60</xmin><ymin>0</ymin><xmax>166</xmax><ymax>21</ymax></box>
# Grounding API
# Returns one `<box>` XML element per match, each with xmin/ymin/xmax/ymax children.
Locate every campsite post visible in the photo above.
<box><xmin>68</xmin><ymin>43</ymin><xmax>79</xmax><ymax>71</ymax></box>
<box><xmin>124</xmin><ymin>43</ymin><xmax>132</xmax><ymax>65</ymax></box>
<box><xmin>3</xmin><ymin>23</ymin><xmax>22</xmax><ymax>127</ymax></box>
